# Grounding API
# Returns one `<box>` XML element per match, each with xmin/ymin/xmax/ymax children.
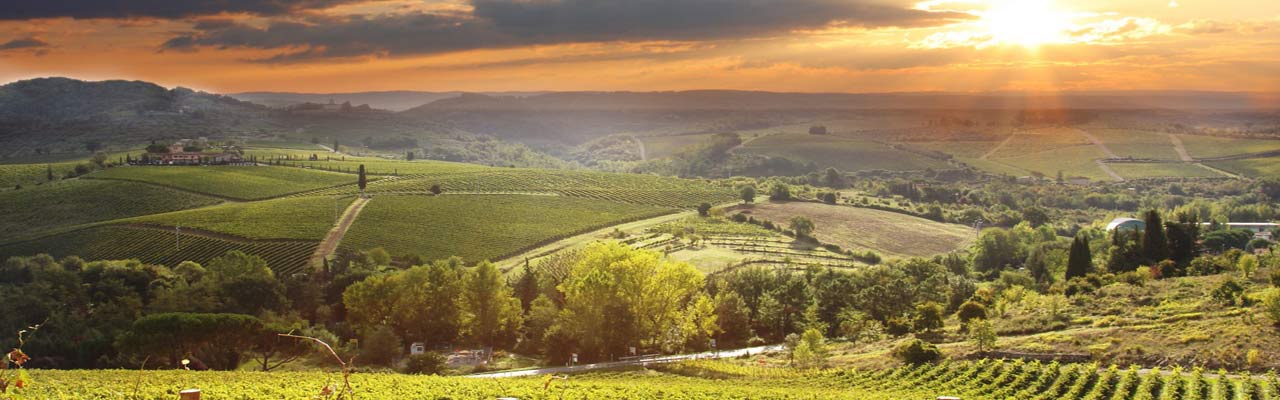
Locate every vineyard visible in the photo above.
<box><xmin>89</xmin><ymin>166</ymin><xmax>357</xmax><ymax>200</ymax></box>
<box><xmin>0</xmin><ymin>179</ymin><xmax>220</xmax><ymax>242</ymax></box>
<box><xmin>126</xmin><ymin>196</ymin><xmax>355</xmax><ymax>241</ymax></box>
<box><xmin>726</xmin><ymin>202</ymin><xmax>974</xmax><ymax>258</ymax></box>
<box><xmin>340</xmin><ymin>194</ymin><xmax>672</xmax><ymax>261</ymax></box>
<box><xmin>302</xmin><ymin>168</ymin><xmax>737</xmax><ymax>209</ymax></box>
<box><xmin>13</xmin><ymin>359</ymin><xmax>1280</xmax><ymax>399</ymax></box>
<box><xmin>0</xmin><ymin>225</ymin><xmax>316</xmax><ymax>275</ymax></box>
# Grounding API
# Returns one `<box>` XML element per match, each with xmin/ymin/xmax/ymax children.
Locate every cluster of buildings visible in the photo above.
<box><xmin>136</xmin><ymin>138</ymin><xmax>244</xmax><ymax>165</ymax></box>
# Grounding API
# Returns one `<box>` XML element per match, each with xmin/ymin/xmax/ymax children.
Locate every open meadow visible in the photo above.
<box><xmin>725</xmin><ymin>201</ymin><xmax>975</xmax><ymax>258</ymax></box>
<box><xmin>736</xmin><ymin>134</ymin><xmax>948</xmax><ymax>172</ymax></box>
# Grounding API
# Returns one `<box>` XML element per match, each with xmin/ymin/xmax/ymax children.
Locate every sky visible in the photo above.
<box><xmin>0</xmin><ymin>0</ymin><xmax>1277</xmax><ymax>93</ymax></box>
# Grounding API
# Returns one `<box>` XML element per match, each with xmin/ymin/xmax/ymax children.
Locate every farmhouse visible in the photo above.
<box><xmin>142</xmin><ymin>140</ymin><xmax>244</xmax><ymax>165</ymax></box>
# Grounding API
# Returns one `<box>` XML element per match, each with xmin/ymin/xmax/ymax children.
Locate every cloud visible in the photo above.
<box><xmin>0</xmin><ymin>36</ymin><xmax>49</xmax><ymax>50</ymax></box>
<box><xmin>0</xmin><ymin>0</ymin><xmax>358</xmax><ymax>20</ymax></box>
<box><xmin>161</xmin><ymin>0</ymin><xmax>973</xmax><ymax>63</ymax></box>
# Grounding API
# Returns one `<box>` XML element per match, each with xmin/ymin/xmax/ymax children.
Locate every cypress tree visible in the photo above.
<box><xmin>357</xmin><ymin>164</ymin><xmax>367</xmax><ymax>194</ymax></box>
<box><xmin>1066</xmin><ymin>236</ymin><xmax>1092</xmax><ymax>279</ymax></box>
<box><xmin>46</xmin><ymin>164</ymin><xmax>54</xmax><ymax>181</ymax></box>
<box><xmin>1141</xmin><ymin>209</ymin><xmax>1169</xmax><ymax>263</ymax></box>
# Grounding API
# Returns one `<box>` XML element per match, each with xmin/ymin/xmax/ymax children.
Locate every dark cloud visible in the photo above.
<box><xmin>161</xmin><ymin>0</ymin><xmax>973</xmax><ymax>63</ymax></box>
<box><xmin>0</xmin><ymin>36</ymin><xmax>49</xmax><ymax>50</ymax></box>
<box><xmin>0</xmin><ymin>0</ymin><xmax>357</xmax><ymax>20</ymax></box>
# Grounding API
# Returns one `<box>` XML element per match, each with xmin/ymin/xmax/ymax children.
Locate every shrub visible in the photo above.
<box><xmin>885</xmin><ymin>317</ymin><xmax>912</xmax><ymax>337</ymax></box>
<box><xmin>957</xmin><ymin>300</ymin><xmax>988</xmax><ymax>324</ymax></box>
<box><xmin>894</xmin><ymin>338</ymin><xmax>942</xmax><ymax>365</ymax></box>
<box><xmin>1263</xmin><ymin>289</ymin><xmax>1280</xmax><ymax>327</ymax></box>
<box><xmin>731</xmin><ymin>213</ymin><xmax>748</xmax><ymax>223</ymax></box>
<box><xmin>1212</xmin><ymin>279</ymin><xmax>1245</xmax><ymax>306</ymax></box>
<box><xmin>403</xmin><ymin>352</ymin><xmax>447</xmax><ymax>375</ymax></box>
<box><xmin>359</xmin><ymin>325</ymin><xmax>403</xmax><ymax>367</ymax></box>
<box><xmin>913</xmin><ymin>302</ymin><xmax>945</xmax><ymax>333</ymax></box>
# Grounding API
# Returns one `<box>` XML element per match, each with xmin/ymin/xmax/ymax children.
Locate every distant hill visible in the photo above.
<box><xmin>406</xmin><ymin>90</ymin><xmax>1280</xmax><ymax>111</ymax></box>
<box><xmin>231</xmin><ymin>91</ymin><xmax>547</xmax><ymax>111</ymax></box>
<box><xmin>0</xmin><ymin>77</ymin><xmax>274</xmax><ymax>159</ymax></box>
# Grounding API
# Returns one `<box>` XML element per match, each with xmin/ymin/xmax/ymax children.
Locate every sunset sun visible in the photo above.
<box><xmin>979</xmin><ymin>0</ymin><xmax>1073</xmax><ymax>47</ymax></box>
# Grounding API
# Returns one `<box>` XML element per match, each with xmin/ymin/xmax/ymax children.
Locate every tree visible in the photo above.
<box><xmin>334</xmin><ymin>139</ymin><xmax>340</xmax><ymax>153</ymax></box>
<box><xmin>713</xmin><ymin>290</ymin><xmax>752</xmax><ymax>348</ymax></box>
<box><xmin>697</xmin><ymin>202</ymin><xmax>712</xmax><ymax>217</ymax></box>
<box><xmin>1021</xmin><ymin>207</ymin><xmax>1050</xmax><ymax>228</ymax></box>
<box><xmin>462</xmin><ymin>262</ymin><xmax>523</xmax><ymax>347</ymax></box>
<box><xmin>360</xmin><ymin>325</ymin><xmax>403</xmax><ymax>366</ymax></box>
<box><xmin>45</xmin><ymin>165</ymin><xmax>53</xmax><ymax>182</ymax></box>
<box><xmin>1262</xmin><ymin>289</ymin><xmax>1280</xmax><ymax>327</ymax></box>
<box><xmin>768</xmin><ymin>183</ymin><xmax>791</xmax><ymax>201</ymax></box>
<box><xmin>893</xmin><ymin>338</ymin><xmax>942</xmax><ymax>365</ymax></box>
<box><xmin>1238</xmin><ymin>254</ymin><xmax>1259</xmax><ymax>279</ymax></box>
<box><xmin>357</xmin><ymin>164</ymin><xmax>367</xmax><ymax>194</ymax></box>
<box><xmin>1066</xmin><ymin>236</ymin><xmax>1092</xmax><ymax>280</ymax></box>
<box><xmin>808</xmin><ymin>125</ymin><xmax>828</xmax><ymax>135</ymax></box>
<box><xmin>837</xmin><ymin>309</ymin><xmax>881</xmax><ymax>343</ymax></box>
<box><xmin>969</xmin><ymin>319</ymin><xmax>997</xmax><ymax>353</ymax></box>
<box><xmin>406</xmin><ymin>151</ymin><xmax>416</xmax><ymax>161</ymax></box>
<box><xmin>789</xmin><ymin>216</ymin><xmax>815</xmax><ymax>238</ymax></box>
<box><xmin>956</xmin><ymin>300</ymin><xmax>987</xmax><ymax>325</ymax></box>
<box><xmin>972</xmin><ymin>229</ymin><xmax>1024</xmax><ymax>278</ymax></box>
<box><xmin>820</xmin><ymin>192</ymin><xmax>838</xmax><ymax>204</ymax></box>
<box><xmin>823</xmin><ymin>168</ymin><xmax>844</xmax><ymax>188</ymax></box>
<box><xmin>118</xmin><ymin>313</ymin><xmax>263</xmax><ymax>370</ymax></box>
<box><xmin>1141</xmin><ymin>210</ymin><xmax>1169</xmax><ymax>264</ymax></box>
<box><xmin>1165</xmin><ymin>216</ymin><xmax>1200</xmax><ymax>269</ymax></box>
<box><xmin>524</xmin><ymin>295</ymin><xmax>559</xmax><ymax>353</ymax></box>
<box><xmin>740</xmin><ymin>186</ymin><xmax>756</xmax><ymax>204</ymax></box>
<box><xmin>403</xmin><ymin>352</ymin><xmax>446</xmax><ymax>374</ymax></box>
<box><xmin>913</xmin><ymin>302</ymin><xmax>944</xmax><ymax>333</ymax></box>
<box><xmin>430</xmin><ymin>184</ymin><xmax>443</xmax><ymax>195</ymax></box>
<box><xmin>344</xmin><ymin>261</ymin><xmax>464</xmax><ymax>346</ymax></box>
<box><xmin>792</xmin><ymin>329</ymin><xmax>827</xmax><ymax>368</ymax></box>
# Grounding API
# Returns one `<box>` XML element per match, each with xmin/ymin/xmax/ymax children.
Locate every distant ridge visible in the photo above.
<box><xmin>230</xmin><ymin>90</ymin><xmax>547</xmax><ymax>111</ymax></box>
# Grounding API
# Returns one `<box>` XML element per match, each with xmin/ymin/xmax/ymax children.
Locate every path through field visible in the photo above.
<box><xmin>1075</xmin><ymin>128</ymin><xmax>1124</xmax><ymax>181</ymax></box>
<box><xmin>1168</xmin><ymin>134</ymin><xmax>1193</xmax><ymax>162</ymax></box>
<box><xmin>980</xmin><ymin>133</ymin><xmax>1017</xmax><ymax>160</ymax></box>
<box><xmin>628</xmin><ymin>134</ymin><xmax>647</xmax><ymax>161</ymax></box>
<box><xmin>309</xmin><ymin>196</ymin><xmax>370</xmax><ymax>267</ymax></box>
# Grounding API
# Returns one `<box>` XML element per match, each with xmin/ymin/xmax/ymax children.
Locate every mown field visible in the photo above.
<box><xmin>14</xmin><ymin>359</ymin><xmax>1280</xmax><ymax>400</ymax></box>
<box><xmin>127</xmin><ymin>196</ymin><xmax>354</xmax><ymax>241</ymax></box>
<box><xmin>736</xmin><ymin>134</ymin><xmax>948</xmax><ymax>172</ymax></box>
<box><xmin>341</xmin><ymin>194</ymin><xmax>671</xmax><ymax>261</ymax></box>
<box><xmin>0</xmin><ymin>225</ymin><xmax>316</xmax><ymax>275</ymax></box>
<box><xmin>0</xmin><ymin>179</ymin><xmax>220</xmax><ymax>242</ymax></box>
<box><xmin>90</xmin><ymin>166</ymin><xmax>356</xmax><ymax>200</ymax></box>
<box><xmin>725</xmin><ymin>202</ymin><xmax>973</xmax><ymax>258</ymax></box>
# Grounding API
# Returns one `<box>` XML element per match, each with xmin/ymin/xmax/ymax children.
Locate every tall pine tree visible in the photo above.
<box><xmin>357</xmin><ymin>164</ymin><xmax>367</xmax><ymax>194</ymax></box>
<box><xmin>1141</xmin><ymin>209</ymin><xmax>1169</xmax><ymax>263</ymax></box>
<box><xmin>1066</xmin><ymin>236</ymin><xmax>1092</xmax><ymax>279</ymax></box>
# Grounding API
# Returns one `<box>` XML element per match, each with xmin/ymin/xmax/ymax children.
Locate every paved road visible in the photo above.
<box><xmin>467</xmin><ymin>345</ymin><xmax>784</xmax><ymax>378</ymax></box>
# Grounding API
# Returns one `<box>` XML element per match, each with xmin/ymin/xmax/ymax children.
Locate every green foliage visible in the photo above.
<box><xmin>697</xmin><ymin>202</ymin><xmax>712</xmax><ymax>216</ymax></box>
<box><xmin>912</xmin><ymin>302</ymin><xmax>945</xmax><ymax>333</ymax></box>
<box><xmin>792</xmin><ymin>329</ymin><xmax>827</xmax><ymax>369</ymax></box>
<box><xmin>957</xmin><ymin>300</ymin><xmax>988</xmax><ymax>324</ymax></box>
<box><xmin>973</xmin><ymin>228</ymin><xmax>1025</xmax><ymax>278</ymax></box>
<box><xmin>1142</xmin><ymin>209</ymin><xmax>1169</xmax><ymax>264</ymax></box>
<box><xmin>894</xmin><ymin>338</ymin><xmax>943</xmax><ymax>365</ymax></box>
<box><xmin>360</xmin><ymin>325</ymin><xmax>403</xmax><ymax>367</ymax></box>
<box><xmin>768</xmin><ymin>182</ymin><xmax>792</xmax><ymax>201</ymax></box>
<box><xmin>402</xmin><ymin>352</ymin><xmax>446</xmax><ymax>375</ymax></box>
<box><xmin>130</xmin><ymin>196</ymin><xmax>353</xmax><ymax>240</ymax></box>
<box><xmin>117</xmin><ymin>312</ymin><xmax>264</xmax><ymax>370</ymax></box>
<box><xmin>739</xmin><ymin>186</ymin><xmax>756</xmax><ymax>204</ymax></box>
<box><xmin>0</xmin><ymin>179</ymin><xmax>220</xmax><ymax>242</ymax></box>
<box><xmin>788</xmin><ymin>216</ymin><xmax>815</xmax><ymax>237</ymax></box>
<box><xmin>462</xmin><ymin>262</ymin><xmax>523</xmax><ymax>347</ymax></box>
<box><xmin>1262</xmin><ymin>289</ymin><xmax>1280</xmax><ymax>327</ymax></box>
<box><xmin>1211</xmin><ymin>279</ymin><xmax>1245</xmax><ymax>306</ymax></box>
<box><xmin>342</xmin><ymin>195</ymin><xmax>668</xmax><ymax>261</ymax></box>
<box><xmin>969</xmin><ymin>319</ymin><xmax>997</xmax><ymax>353</ymax></box>
<box><xmin>92</xmin><ymin>166</ymin><xmax>355</xmax><ymax>200</ymax></box>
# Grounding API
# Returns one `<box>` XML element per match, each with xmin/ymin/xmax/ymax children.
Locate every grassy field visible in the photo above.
<box><xmin>985</xmin><ymin>128</ymin><xmax>1091</xmax><ymax>159</ymax></box>
<box><xmin>1089</xmin><ymin>129</ymin><xmax>1181</xmax><ymax>160</ymax></box>
<box><xmin>90</xmin><ymin>166</ymin><xmax>356</xmax><ymax>200</ymax></box>
<box><xmin>905</xmin><ymin>141</ymin><xmax>1000</xmax><ymax>159</ymax></box>
<box><xmin>0</xmin><ymin>225</ymin><xmax>316</xmax><ymax>275</ymax></box>
<box><xmin>1206</xmin><ymin>156</ymin><xmax>1280</xmax><ymax>178</ymax></box>
<box><xmin>1109</xmin><ymin>162</ymin><xmax>1223</xmax><ymax>179</ymax></box>
<box><xmin>637</xmin><ymin>133</ymin><xmax>718</xmax><ymax>158</ymax></box>
<box><xmin>1178</xmin><ymin>135</ymin><xmax>1280</xmax><ymax>158</ymax></box>
<box><xmin>127</xmin><ymin>196</ymin><xmax>354</xmax><ymax>240</ymax></box>
<box><xmin>725</xmin><ymin>202</ymin><xmax>974</xmax><ymax>258</ymax></box>
<box><xmin>736</xmin><ymin>134</ymin><xmax>948</xmax><ymax>171</ymax></box>
<box><xmin>993</xmin><ymin>145</ymin><xmax>1110</xmax><ymax>180</ymax></box>
<box><xmin>341</xmin><ymin>194</ymin><xmax>671</xmax><ymax>261</ymax></box>
<box><xmin>0</xmin><ymin>179</ymin><xmax>221</xmax><ymax>242</ymax></box>
<box><xmin>15</xmin><ymin>358</ymin><xmax>1276</xmax><ymax>400</ymax></box>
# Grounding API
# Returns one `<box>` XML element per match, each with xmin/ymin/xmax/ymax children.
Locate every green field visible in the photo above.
<box><xmin>736</xmin><ymin>134</ymin><xmax>948</xmax><ymax>172</ymax></box>
<box><xmin>245</xmin><ymin>148</ymin><xmax>493</xmax><ymax>176</ymax></box>
<box><xmin>128</xmin><ymin>196</ymin><xmax>354</xmax><ymax>240</ymax></box>
<box><xmin>0</xmin><ymin>179</ymin><xmax>221</xmax><ymax>242</ymax></box>
<box><xmin>90</xmin><ymin>166</ymin><xmax>356</xmax><ymax>200</ymax></box>
<box><xmin>994</xmin><ymin>145</ymin><xmax>1110</xmax><ymax>180</ymax></box>
<box><xmin>14</xmin><ymin>359</ymin><xmax>1274</xmax><ymax>400</ymax></box>
<box><xmin>726</xmin><ymin>202</ymin><xmax>974</xmax><ymax>258</ymax></box>
<box><xmin>0</xmin><ymin>162</ymin><xmax>79</xmax><ymax>189</ymax></box>
<box><xmin>0</xmin><ymin>225</ymin><xmax>316</xmax><ymax>275</ymax></box>
<box><xmin>308</xmin><ymin>168</ymin><xmax>736</xmax><ymax>209</ymax></box>
<box><xmin>1089</xmin><ymin>129</ymin><xmax>1181</xmax><ymax>160</ymax></box>
<box><xmin>906</xmin><ymin>141</ymin><xmax>1000</xmax><ymax>159</ymax></box>
<box><xmin>1178</xmin><ymin>135</ymin><xmax>1280</xmax><ymax>159</ymax></box>
<box><xmin>1108</xmin><ymin>162</ymin><xmax>1224</xmax><ymax>179</ymax></box>
<box><xmin>1206</xmin><ymin>156</ymin><xmax>1280</xmax><ymax>178</ymax></box>
<box><xmin>637</xmin><ymin>133</ymin><xmax>718</xmax><ymax>158</ymax></box>
<box><xmin>986</xmin><ymin>128</ymin><xmax>1091</xmax><ymax>159</ymax></box>
<box><xmin>341</xmin><ymin>194</ymin><xmax>670</xmax><ymax>261</ymax></box>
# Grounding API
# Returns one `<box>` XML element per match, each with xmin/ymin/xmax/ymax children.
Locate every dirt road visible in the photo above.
<box><xmin>309</xmin><ymin>196</ymin><xmax>370</xmax><ymax>267</ymax></box>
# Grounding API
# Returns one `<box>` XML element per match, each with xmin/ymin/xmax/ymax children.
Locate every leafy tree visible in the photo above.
<box><xmin>956</xmin><ymin>300</ymin><xmax>987</xmax><ymax>325</ymax></box>
<box><xmin>360</xmin><ymin>325</ymin><xmax>403</xmax><ymax>366</ymax></box>
<box><xmin>344</xmin><ymin>261</ymin><xmax>463</xmax><ymax>346</ymax></box>
<box><xmin>1165</xmin><ymin>217</ymin><xmax>1200</xmax><ymax>269</ymax></box>
<box><xmin>1021</xmin><ymin>207</ymin><xmax>1050</xmax><ymax>228</ymax></box>
<box><xmin>713</xmin><ymin>290</ymin><xmax>752</xmax><ymax>348</ymax></box>
<box><xmin>837</xmin><ymin>309</ymin><xmax>881</xmax><ymax>343</ymax></box>
<box><xmin>403</xmin><ymin>352</ymin><xmax>446</xmax><ymax>374</ymax></box>
<box><xmin>357</xmin><ymin>164</ymin><xmax>367</xmax><ymax>193</ymax></box>
<box><xmin>894</xmin><ymin>338</ymin><xmax>942</xmax><ymax>365</ymax></box>
<box><xmin>913</xmin><ymin>302</ymin><xmax>944</xmax><ymax>333</ymax></box>
<box><xmin>406</xmin><ymin>151</ymin><xmax>416</xmax><ymax>161</ymax></box>
<box><xmin>739</xmin><ymin>186</ymin><xmax>756</xmax><ymax>204</ymax></box>
<box><xmin>462</xmin><ymin>262</ymin><xmax>523</xmax><ymax>347</ymax></box>
<box><xmin>822</xmin><ymin>168</ymin><xmax>844</xmax><ymax>188</ymax></box>
<box><xmin>118</xmin><ymin>313</ymin><xmax>263</xmax><ymax>370</ymax></box>
<box><xmin>972</xmin><ymin>229</ymin><xmax>1024</xmax><ymax>278</ymax></box>
<box><xmin>768</xmin><ymin>183</ymin><xmax>791</xmax><ymax>201</ymax></box>
<box><xmin>969</xmin><ymin>319</ymin><xmax>997</xmax><ymax>353</ymax></box>
<box><xmin>523</xmin><ymin>295</ymin><xmax>559</xmax><ymax>353</ymax></box>
<box><xmin>430</xmin><ymin>184</ymin><xmax>443</xmax><ymax>195</ymax></box>
<box><xmin>1262</xmin><ymin>289</ymin><xmax>1280</xmax><ymax>327</ymax></box>
<box><xmin>1238</xmin><ymin>254</ymin><xmax>1259</xmax><ymax>279</ymax></box>
<box><xmin>697</xmin><ymin>202</ymin><xmax>712</xmax><ymax>216</ymax></box>
<box><xmin>792</xmin><ymin>329</ymin><xmax>827</xmax><ymax>368</ymax></box>
<box><xmin>1141</xmin><ymin>210</ymin><xmax>1169</xmax><ymax>263</ymax></box>
<box><xmin>820</xmin><ymin>192</ymin><xmax>838</xmax><ymax>204</ymax></box>
<box><xmin>789</xmin><ymin>216</ymin><xmax>815</xmax><ymax>238</ymax></box>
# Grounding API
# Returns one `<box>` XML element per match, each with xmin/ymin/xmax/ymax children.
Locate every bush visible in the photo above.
<box><xmin>1212</xmin><ymin>279</ymin><xmax>1245</xmax><ymax>306</ymax></box>
<box><xmin>894</xmin><ymin>338</ymin><xmax>942</xmax><ymax>365</ymax></box>
<box><xmin>731</xmin><ymin>213</ymin><xmax>748</xmax><ymax>223</ymax></box>
<box><xmin>403</xmin><ymin>352</ymin><xmax>447</xmax><ymax>375</ymax></box>
<box><xmin>360</xmin><ymin>325</ymin><xmax>403</xmax><ymax>366</ymax></box>
<box><xmin>885</xmin><ymin>317</ymin><xmax>912</xmax><ymax>337</ymax></box>
<box><xmin>956</xmin><ymin>300</ymin><xmax>987</xmax><ymax>324</ymax></box>
<box><xmin>1263</xmin><ymin>289</ymin><xmax>1280</xmax><ymax>327</ymax></box>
